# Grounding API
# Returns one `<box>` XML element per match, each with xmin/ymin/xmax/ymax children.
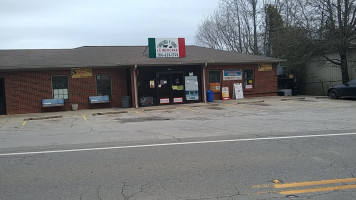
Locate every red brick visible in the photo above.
<box><xmin>0</xmin><ymin>69</ymin><xmax>127</xmax><ymax>114</ymax></box>
<box><xmin>205</xmin><ymin>64</ymin><xmax>277</xmax><ymax>100</ymax></box>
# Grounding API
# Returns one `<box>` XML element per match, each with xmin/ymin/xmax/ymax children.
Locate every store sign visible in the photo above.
<box><xmin>258</xmin><ymin>63</ymin><xmax>272</xmax><ymax>71</ymax></box>
<box><xmin>160</xmin><ymin>98</ymin><xmax>170</xmax><ymax>104</ymax></box>
<box><xmin>233</xmin><ymin>83</ymin><xmax>244</xmax><ymax>99</ymax></box>
<box><xmin>71</xmin><ymin>68</ymin><xmax>92</xmax><ymax>78</ymax></box>
<box><xmin>222</xmin><ymin>87</ymin><xmax>230</xmax><ymax>100</ymax></box>
<box><xmin>173</xmin><ymin>97</ymin><xmax>183</xmax><ymax>103</ymax></box>
<box><xmin>148</xmin><ymin>38</ymin><xmax>186</xmax><ymax>58</ymax></box>
<box><xmin>223</xmin><ymin>69</ymin><xmax>242</xmax><ymax>80</ymax></box>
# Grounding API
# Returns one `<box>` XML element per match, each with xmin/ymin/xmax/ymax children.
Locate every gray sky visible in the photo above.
<box><xmin>0</xmin><ymin>0</ymin><xmax>219</xmax><ymax>49</ymax></box>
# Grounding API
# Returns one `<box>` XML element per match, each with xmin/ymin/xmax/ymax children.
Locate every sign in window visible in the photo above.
<box><xmin>209</xmin><ymin>71</ymin><xmax>221</xmax><ymax>92</ymax></box>
<box><xmin>243</xmin><ymin>69</ymin><xmax>254</xmax><ymax>89</ymax></box>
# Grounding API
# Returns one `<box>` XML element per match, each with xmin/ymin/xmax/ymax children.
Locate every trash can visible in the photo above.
<box><xmin>71</xmin><ymin>104</ymin><xmax>78</xmax><ymax>111</ymax></box>
<box><xmin>121</xmin><ymin>96</ymin><xmax>131</xmax><ymax>108</ymax></box>
<box><xmin>206</xmin><ymin>90</ymin><xmax>214</xmax><ymax>102</ymax></box>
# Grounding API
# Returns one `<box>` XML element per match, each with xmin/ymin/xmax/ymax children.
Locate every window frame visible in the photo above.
<box><xmin>96</xmin><ymin>74</ymin><xmax>112</xmax><ymax>98</ymax></box>
<box><xmin>51</xmin><ymin>75</ymin><xmax>69</xmax><ymax>100</ymax></box>
<box><xmin>243</xmin><ymin>69</ymin><xmax>254</xmax><ymax>89</ymax></box>
<box><xmin>208</xmin><ymin>70</ymin><xmax>221</xmax><ymax>83</ymax></box>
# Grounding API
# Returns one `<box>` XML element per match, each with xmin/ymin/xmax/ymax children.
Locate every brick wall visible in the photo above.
<box><xmin>0</xmin><ymin>68</ymin><xmax>128</xmax><ymax>114</ymax></box>
<box><xmin>205</xmin><ymin>64</ymin><xmax>277</xmax><ymax>100</ymax></box>
<box><xmin>0</xmin><ymin>64</ymin><xmax>277</xmax><ymax>114</ymax></box>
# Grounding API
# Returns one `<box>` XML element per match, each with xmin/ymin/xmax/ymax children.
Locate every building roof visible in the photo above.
<box><xmin>0</xmin><ymin>45</ymin><xmax>284</xmax><ymax>70</ymax></box>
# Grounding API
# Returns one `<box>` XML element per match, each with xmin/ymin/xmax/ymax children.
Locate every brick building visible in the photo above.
<box><xmin>0</xmin><ymin>45</ymin><xmax>283</xmax><ymax>115</ymax></box>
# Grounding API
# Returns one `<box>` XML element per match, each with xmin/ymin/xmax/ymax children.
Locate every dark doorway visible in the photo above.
<box><xmin>137</xmin><ymin>66</ymin><xmax>202</xmax><ymax>107</ymax></box>
<box><xmin>156</xmin><ymin>72</ymin><xmax>185</xmax><ymax>104</ymax></box>
<box><xmin>0</xmin><ymin>78</ymin><xmax>6</xmax><ymax>115</ymax></box>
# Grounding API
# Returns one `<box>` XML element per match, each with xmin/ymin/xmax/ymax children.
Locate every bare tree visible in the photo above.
<box><xmin>196</xmin><ymin>0</ymin><xmax>355</xmax><ymax>83</ymax></box>
<box><xmin>195</xmin><ymin>0</ymin><xmax>262</xmax><ymax>54</ymax></box>
<box><xmin>311</xmin><ymin>0</ymin><xmax>356</xmax><ymax>83</ymax></box>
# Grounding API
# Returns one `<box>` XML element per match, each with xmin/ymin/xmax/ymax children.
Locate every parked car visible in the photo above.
<box><xmin>328</xmin><ymin>79</ymin><xmax>356</xmax><ymax>99</ymax></box>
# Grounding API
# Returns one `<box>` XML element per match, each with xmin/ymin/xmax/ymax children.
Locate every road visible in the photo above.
<box><xmin>0</xmin><ymin>97</ymin><xmax>356</xmax><ymax>199</ymax></box>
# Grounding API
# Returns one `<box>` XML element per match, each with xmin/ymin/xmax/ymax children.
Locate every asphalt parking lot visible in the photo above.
<box><xmin>0</xmin><ymin>96</ymin><xmax>355</xmax><ymax>151</ymax></box>
<box><xmin>1</xmin><ymin>96</ymin><xmax>356</xmax><ymax>200</ymax></box>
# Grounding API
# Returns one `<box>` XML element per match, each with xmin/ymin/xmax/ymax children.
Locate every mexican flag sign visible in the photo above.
<box><xmin>148</xmin><ymin>38</ymin><xmax>186</xmax><ymax>58</ymax></box>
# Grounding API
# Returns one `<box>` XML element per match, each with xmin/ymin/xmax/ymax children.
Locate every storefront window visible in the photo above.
<box><xmin>209</xmin><ymin>70</ymin><xmax>221</xmax><ymax>92</ymax></box>
<box><xmin>52</xmin><ymin>75</ymin><xmax>68</xmax><ymax>99</ymax></box>
<box><xmin>96</xmin><ymin>74</ymin><xmax>111</xmax><ymax>97</ymax></box>
<box><xmin>209</xmin><ymin>71</ymin><xmax>220</xmax><ymax>82</ymax></box>
<box><xmin>243</xmin><ymin>69</ymin><xmax>254</xmax><ymax>89</ymax></box>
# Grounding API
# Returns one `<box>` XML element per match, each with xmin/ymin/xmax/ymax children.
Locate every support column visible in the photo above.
<box><xmin>202</xmin><ymin>63</ymin><xmax>207</xmax><ymax>103</ymax></box>
<box><xmin>133</xmin><ymin>65</ymin><xmax>139</xmax><ymax>108</ymax></box>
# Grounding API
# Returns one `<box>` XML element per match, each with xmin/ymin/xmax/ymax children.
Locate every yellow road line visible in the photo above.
<box><xmin>280</xmin><ymin>184</ymin><xmax>356</xmax><ymax>195</ymax></box>
<box><xmin>22</xmin><ymin>121</ymin><xmax>27</xmax><ymax>127</ymax></box>
<box><xmin>82</xmin><ymin>116</ymin><xmax>87</xmax><ymax>121</ymax></box>
<box><xmin>253</xmin><ymin>184</ymin><xmax>273</xmax><ymax>188</ymax></box>
<box><xmin>274</xmin><ymin>177</ymin><xmax>356</xmax><ymax>189</ymax></box>
<box><xmin>181</xmin><ymin>107</ymin><xmax>203</xmax><ymax>114</ymax></box>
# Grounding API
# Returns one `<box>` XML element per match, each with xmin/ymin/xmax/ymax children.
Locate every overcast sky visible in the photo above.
<box><xmin>0</xmin><ymin>0</ymin><xmax>219</xmax><ymax>49</ymax></box>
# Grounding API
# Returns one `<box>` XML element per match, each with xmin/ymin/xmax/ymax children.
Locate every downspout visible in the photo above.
<box><xmin>202</xmin><ymin>63</ymin><xmax>207</xmax><ymax>103</ymax></box>
<box><xmin>133</xmin><ymin>65</ymin><xmax>139</xmax><ymax>108</ymax></box>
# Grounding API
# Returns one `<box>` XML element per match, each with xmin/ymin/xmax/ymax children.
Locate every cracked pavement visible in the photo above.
<box><xmin>0</xmin><ymin>96</ymin><xmax>356</xmax><ymax>199</ymax></box>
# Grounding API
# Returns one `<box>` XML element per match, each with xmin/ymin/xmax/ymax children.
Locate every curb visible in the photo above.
<box><xmin>281</xmin><ymin>97</ymin><xmax>306</xmax><ymax>101</ymax></box>
<box><xmin>92</xmin><ymin>111</ymin><xmax>128</xmax><ymax>116</ymax></box>
<box><xmin>189</xmin><ymin>103</ymin><xmax>219</xmax><ymax>108</ymax></box>
<box><xmin>143</xmin><ymin>107</ymin><xmax>176</xmax><ymax>112</ymax></box>
<box><xmin>237</xmin><ymin>100</ymin><xmax>265</xmax><ymax>104</ymax></box>
<box><xmin>24</xmin><ymin>115</ymin><xmax>63</xmax><ymax>121</ymax></box>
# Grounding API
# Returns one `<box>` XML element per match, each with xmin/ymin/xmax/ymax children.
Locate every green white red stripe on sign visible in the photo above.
<box><xmin>148</xmin><ymin>38</ymin><xmax>186</xmax><ymax>58</ymax></box>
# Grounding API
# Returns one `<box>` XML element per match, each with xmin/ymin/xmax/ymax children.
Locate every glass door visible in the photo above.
<box><xmin>156</xmin><ymin>72</ymin><xmax>171</xmax><ymax>104</ymax></box>
<box><xmin>156</xmin><ymin>72</ymin><xmax>185</xmax><ymax>105</ymax></box>
<box><xmin>171</xmin><ymin>72</ymin><xmax>184</xmax><ymax>103</ymax></box>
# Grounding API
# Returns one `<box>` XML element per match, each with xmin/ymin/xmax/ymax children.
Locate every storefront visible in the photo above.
<box><xmin>0</xmin><ymin>39</ymin><xmax>284</xmax><ymax>115</ymax></box>
<box><xmin>206</xmin><ymin>63</ymin><xmax>278</xmax><ymax>100</ymax></box>
<box><xmin>137</xmin><ymin>65</ymin><xmax>201</xmax><ymax>106</ymax></box>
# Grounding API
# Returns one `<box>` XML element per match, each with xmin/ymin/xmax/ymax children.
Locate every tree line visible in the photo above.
<box><xmin>195</xmin><ymin>0</ymin><xmax>356</xmax><ymax>84</ymax></box>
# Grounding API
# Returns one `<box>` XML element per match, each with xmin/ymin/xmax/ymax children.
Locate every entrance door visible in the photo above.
<box><xmin>0</xmin><ymin>78</ymin><xmax>6</xmax><ymax>115</ymax></box>
<box><xmin>156</xmin><ymin>72</ymin><xmax>185</xmax><ymax>104</ymax></box>
<box><xmin>156</xmin><ymin>72</ymin><xmax>171</xmax><ymax>104</ymax></box>
<box><xmin>170</xmin><ymin>72</ymin><xmax>184</xmax><ymax>103</ymax></box>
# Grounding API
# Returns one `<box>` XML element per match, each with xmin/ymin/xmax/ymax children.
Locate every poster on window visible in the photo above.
<box><xmin>223</xmin><ymin>69</ymin><xmax>242</xmax><ymax>80</ymax></box>
<box><xmin>245</xmin><ymin>84</ymin><xmax>253</xmax><ymax>89</ymax></box>
<box><xmin>209</xmin><ymin>83</ymin><xmax>221</xmax><ymax>92</ymax></box>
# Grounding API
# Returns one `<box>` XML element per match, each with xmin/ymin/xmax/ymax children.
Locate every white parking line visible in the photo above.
<box><xmin>0</xmin><ymin>132</ymin><xmax>355</xmax><ymax>157</ymax></box>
